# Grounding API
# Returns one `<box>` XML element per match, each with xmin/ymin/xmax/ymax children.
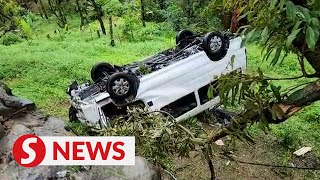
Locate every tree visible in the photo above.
<box><xmin>207</xmin><ymin>0</ymin><xmax>320</xmax><ymax>142</ymax></box>
<box><xmin>140</xmin><ymin>0</ymin><xmax>146</xmax><ymax>27</ymax></box>
<box><xmin>89</xmin><ymin>0</ymin><xmax>106</xmax><ymax>35</ymax></box>
<box><xmin>75</xmin><ymin>0</ymin><xmax>88</xmax><ymax>29</ymax></box>
<box><xmin>0</xmin><ymin>0</ymin><xmax>21</xmax><ymax>35</ymax></box>
<box><xmin>47</xmin><ymin>0</ymin><xmax>68</xmax><ymax>28</ymax></box>
<box><xmin>100</xmin><ymin>0</ymin><xmax>122</xmax><ymax>46</ymax></box>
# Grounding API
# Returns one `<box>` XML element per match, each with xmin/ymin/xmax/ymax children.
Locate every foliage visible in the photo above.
<box><xmin>99</xmin><ymin>0</ymin><xmax>122</xmax><ymax>16</ymax></box>
<box><xmin>0</xmin><ymin>20</ymin><xmax>173</xmax><ymax>116</ymax></box>
<box><xmin>21</xmin><ymin>12</ymin><xmax>41</xmax><ymax>38</ymax></box>
<box><xmin>0</xmin><ymin>0</ymin><xmax>22</xmax><ymax>35</ymax></box>
<box><xmin>2</xmin><ymin>14</ymin><xmax>320</xmax><ymax>177</ymax></box>
<box><xmin>0</xmin><ymin>31</ymin><xmax>22</xmax><ymax>45</ymax></box>
<box><xmin>47</xmin><ymin>0</ymin><xmax>68</xmax><ymax>27</ymax></box>
<box><xmin>210</xmin><ymin>0</ymin><xmax>320</xmax><ymax>67</ymax></box>
<box><xmin>205</xmin><ymin>0</ymin><xmax>320</xmax><ymax>145</ymax></box>
<box><xmin>163</xmin><ymin>0</ymin><xmax>221</xmax><ymax>32</ymax></box>
<box><xmin>96</xmin><ymin>107</ymin><xmax>220</xmax><ymax>179</ymax></box>
<box><xmin>100</xmin><ymin>108</ymin><xmax>201</xmax><ymax>169</ymax></box>
<box><xmin>54</xmin><ymin>24</ymin><xmax>70</xmax><ymax>40</ymax></box>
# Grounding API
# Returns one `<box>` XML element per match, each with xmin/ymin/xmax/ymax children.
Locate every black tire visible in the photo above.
<box><xmin>203</xmin><ymin>32</ymin><xmax>228</xmax><ymax>61</ymax></box>
<box><xmin>69</xmin><ymin>106</ymin><xmax>80</xmax><ymax>123</ymax></box>
<box><xmin>107</xmin><ymin>72</ymin><xmax>139</xmax><ymax>100</ymax></box>
<box><xmin>91</xmin><ymin>62</ymin><xmax>116</xmax><ymax>82</ymax></box>
<box><xmin>176</xmin><ymin>30</ymin><xmax>194</xmax><ymax>49</ymax></box>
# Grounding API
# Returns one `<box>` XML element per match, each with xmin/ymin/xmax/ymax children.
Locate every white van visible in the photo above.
<box><xmin>67</xmin><ymin>30</ymin><xmax>247</xmax><ymax>128</ymax></box>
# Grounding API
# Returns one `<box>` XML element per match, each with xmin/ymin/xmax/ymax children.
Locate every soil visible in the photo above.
<box><xmin>172</xmin><ymin>133</ymin><xmax>320</xmax><ymax>180</ymax></box>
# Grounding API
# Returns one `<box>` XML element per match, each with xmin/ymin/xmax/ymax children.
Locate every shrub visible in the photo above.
<box><xmin>135</xmin><ymin>22</ymin><xmax>174</xmax><ymax>41</ymax></box>
<box><xmin>0</xmin><ymin>32</ymin><xmax>23</xmax><ymax>46</ymax></box>
<box><xmin>277</xmin><ymin>130</ymin><xmax>301</xmax><ymax>151</ymax></box>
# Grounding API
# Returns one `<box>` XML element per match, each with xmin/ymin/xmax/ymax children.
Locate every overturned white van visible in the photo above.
<box><xmin>67</xmin><ymin>30</ymin><xmax>247</xmax><ymax>128</ymax></box>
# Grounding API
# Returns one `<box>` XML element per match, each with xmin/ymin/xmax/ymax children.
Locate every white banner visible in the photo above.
<box><xmin>12</xmin><ymin>135</ymin><xmax>135</xmax><ymax>167</ymax></box>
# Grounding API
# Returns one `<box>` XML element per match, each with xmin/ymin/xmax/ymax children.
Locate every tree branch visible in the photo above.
<box><xmin>211</xmin><ymin>80</ymin><xmax>320</xmax><ymax>141</ymax></box>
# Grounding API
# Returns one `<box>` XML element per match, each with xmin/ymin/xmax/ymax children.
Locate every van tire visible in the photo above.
<box><xmin>203</xmin><ymin>32</ymin><xmax>228</xmax><ymax>61</ymax></box>
<box><xmin>176</xmin><ymin>30</ymin><xmax>194</xmax><ymax>49</ymax></box>
<box><xmin>107</xmin><ymin>72</ymin><xmax>138</xmax><ymax>100</ymax></box>
<box><xmin>91</xmin><ymin>62</ymin><xmax>116</xmax><ymax>82</ymax></box>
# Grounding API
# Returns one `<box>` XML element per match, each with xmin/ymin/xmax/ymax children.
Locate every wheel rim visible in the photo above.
<box><xmin>112</xmin><ymin>78</ymin><xmax>130</xmax><ymax>96</ymax></box>
<box><xmin>209</xmin><ymin>35</ymin><xmax>222</xmax><ymax>53</ymax></box>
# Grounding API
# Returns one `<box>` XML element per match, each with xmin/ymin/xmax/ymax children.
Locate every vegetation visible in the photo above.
<box><xmin>201</xmin><ymin>0</ymin><xmax>320</xmax><ymax>150</ymax></box>
<box><xmin>1</xmin><ymin>0</ymin><xmax>320</xmax><ymax>179</ymax></box>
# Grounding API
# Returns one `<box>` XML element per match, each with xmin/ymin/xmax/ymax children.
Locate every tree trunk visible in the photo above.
<box><xmin>90</xmin><ymin>0</ymin><xmax>106</xmax><ymax>35</ymax></box>
<box><xmin>221</xmin><ymin>13</ymin><xmax>232</xmax><ymax>31</ymax></box>
<box><xmin>300</xmin><ymin>46</ymin><xmax>320</xmax><ymax>75</ymax></box>
<box><xmin>140</xmin><ymin>0</ymin><xmax>146</xmax><ymax>27</ymax></box>
<box><xmin>109</xmin><ymin>16</ymin><xmax>115</xmax><ymax>47</ymax></box>
<box><xmin>39</xmin><ymin>0</ymin><xmax>48</xmax><ymax>19</ymax></box>
<box><xmin>97</xmin><ymin>17</ymin><xmax>106</xmax><ymax>35</ymax></box>
<box><xmin>292</xmin><ymin>35</ymin><xmax>320</xmax><ymax>74</ymax></box>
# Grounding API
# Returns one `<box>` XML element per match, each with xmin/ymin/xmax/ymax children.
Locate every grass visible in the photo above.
<box><xmin>0</xmin><ymin>18</ymin><xmax>174</xmax><ymax>117</ymax></box>
<box><xmin>1</xmin><ymin>17</ymin><xmax>320</xmax><ymax>159</ymax></box>
<box><xmin>246</xmin><ymin>44</ymin><xmax>320</xmax><ymax>155</ymax></box>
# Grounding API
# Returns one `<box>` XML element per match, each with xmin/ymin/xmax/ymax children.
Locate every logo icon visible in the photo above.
<box><xmin>12</xmin><ymin>134</ymin><xmax>46</xmax><ymax>168</ymax></box>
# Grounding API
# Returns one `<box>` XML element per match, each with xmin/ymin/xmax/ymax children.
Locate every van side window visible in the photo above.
<box><xmin>198</xmin><ymin>81</ymin><xmax>218</xmax><ymax>105</ymax></box>
<box><xmin>161</xmin><ymin>93</ymin><xmax>197</xmax><ymax>118</ymax></box>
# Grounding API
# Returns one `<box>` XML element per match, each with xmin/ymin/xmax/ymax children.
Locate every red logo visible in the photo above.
<box><xmin>12</xmin><ymin>134</ymin><xmax>46</xmax><ymax>168</ymax></box>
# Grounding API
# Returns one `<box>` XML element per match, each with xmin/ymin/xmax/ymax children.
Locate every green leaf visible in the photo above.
<box><xmin>286</xmin><ymin>1</ymin><xmax>296</xmax><ymax>20</ymax></box>
<box><xmin>297</xmin><ymin>6</ymin><xmax>311</xmax><ymax>22</ymax></box>
<box><xmin>270</xmin><ymin>0</ymin><xmax>277</xmax><ymax>10</ymax></box>
<box><xmin>270</xmin><ymin>84</ymin><xmax>281</xmax><ymax>101</ymax></box>
<box><xmin>292</xmin><ymin>21</ymin><xmax>302</xmax><ymax>32</ymax></box>
<box><xmin>306</xmin><ymin>26</ymin><xmax>316</xmax><ymax>51</ymax></box>
<box><xmin>271</xmin><ymin>48</ymin><xmax>282</xmax><ymax>66</ymax></box>
<box><xmin>313</xmin><ymin>26</ymin><xmax>320</xmax><ymax>45</ymax></box>
<box><xmin>260</xmin><ymin>27</ymin><xmax>269</xmax><ymax>44</ymax></box>
<box><xmin>278</xmin><ymin>0</ymin><xmax>285</xmax><ymax>9</ymax></box>
<box><xmin>237</xmin><ymin>11</ymin><xmax>251</xmax><ymax>21</ymax></box>
<box><xmin>19</xmin><ymin>19</ymin><xmax>32</xmax><ymax>38</ymax></box>
<box><xmin>207</xmin><ymin>84</ymin><xmax>214</xmax><ymax>100</ymax></box>
<box><xmin>286</xmin><ymin>28</ymin><xmax>301</xmax><ymax>48</ymax></box>
<box><xmin>311</xmin><ymin>18</ymin><xmax>320</xmax><ymax>27</ymax></box>
<box><xmin>245</xmin><ymin>28</ymin><xmax>256</xmax><ymax>43</ymax></box>
<box><xmin>263</xmin><ymin>46</ymin><xmax>273</xmax><ymax>61</ymax></box>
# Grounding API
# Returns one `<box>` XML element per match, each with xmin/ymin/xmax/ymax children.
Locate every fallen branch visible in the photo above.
<box><xmin>211</xmin><ymin>80</ymin><xmax>320</xmax><ymax>142</ymax></box>
<box><xmin>3</xmin><ymin>107</ymin><xmax>27</xmax><ymax>122</ymax></box>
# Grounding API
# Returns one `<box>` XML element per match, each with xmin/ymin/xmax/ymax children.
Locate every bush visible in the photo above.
<box><xmin>135</xmin><ymin>22</ymin><xmax>174</xmax><ymax>41</ymax></box>
<box><xmin>277</xmin><ymin>129</ymin><xmax>301</xmax><ymax>151</ymax></box>
<box><xmin>0</xmin><ymin>32</ymin><xmax>23</xmax><ymax>46</ymax></box>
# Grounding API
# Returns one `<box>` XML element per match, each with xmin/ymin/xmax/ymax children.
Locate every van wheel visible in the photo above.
<box><xmin>91</xmin><ymin>62</ymin><xmax>116</xmax><ymax>82</ymax></box>
<box><xmin>107</xmin><ymin>72</ymin><xmax>138</xmax><ymax>100</ymax></box>
<box><xmin>203</xmin><ymin>32</ymin><xmax>228</xmax><ymax>61</ymax></box>
<box><xmin>69</xmin><ymin>106</ymin><xmax>80</xmax><ymax>123</ymax></box>
<box><xmin>176</xmin><ymin>30</ymin><xmax>194</xmax><ymax>49</ymax></box>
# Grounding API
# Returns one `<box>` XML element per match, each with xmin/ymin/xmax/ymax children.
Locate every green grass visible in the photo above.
<box><xmin>0</xmin><ymin>19</ymin><xmax>174</xmax><ymax>117</ymax></box>
<box><xmin>246</xmin><ymin>44</ymin><xmax>320</xmax><ymax>155</ymax></box>
<box><xmin>1</xmin><ymin>18</ymin><xmax>320</xmax><ymax>157</ymax></box>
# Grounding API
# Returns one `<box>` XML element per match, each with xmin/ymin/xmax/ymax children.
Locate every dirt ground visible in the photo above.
<box><xmin>172</xmin><ymin>133</ymin><xmax>320</xmax><ymax>180</ymax></box>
